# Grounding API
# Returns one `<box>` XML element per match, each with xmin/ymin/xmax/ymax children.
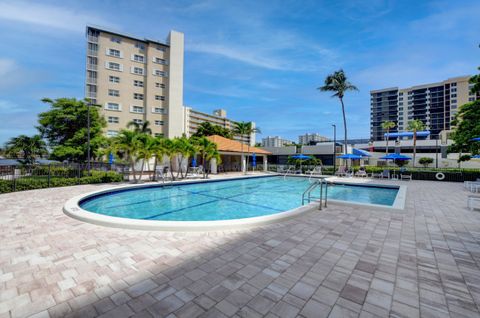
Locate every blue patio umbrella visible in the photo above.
<box><xmin>191</xmin><ymin>157</ymin><xmax>197</xmax><ymax>167</ymax></box>
<box><xmin>291</xmin><ymin>154</ymin><xmax>313</xmax><ymax>160</ymax></box>
<box><xmin>336</xmin><ymin>154</ymin><xmax>363</xmax><ymax>160</ymax></box>
<box><xmin>108</xmin><ymin>153</ymin><xmax>115</xmax><ymax>164</ymax></box>
<box><xmin>471</xmin><ymin>155</ymin><xmax>480</xmax><ymax>159</ymax></box>
<box><xmin>472</xmin><ymin>137</ymin><xmax>480</xmax><ymax>141</ymax></box>
<box><xmin>379</xmin><ymin>153</ymin><xmax>412</xmax><ymax>160</ymax></box>
<box><xmin>252</xmin><ymin>153</ymin><xmax>257</xmax><ymax>167</ymax></box>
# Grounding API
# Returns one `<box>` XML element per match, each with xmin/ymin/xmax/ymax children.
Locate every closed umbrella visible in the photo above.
<box><xmin>252</xmin><ymin>153</ymin><xmax>256</xmax><ymax>171</ymax></box>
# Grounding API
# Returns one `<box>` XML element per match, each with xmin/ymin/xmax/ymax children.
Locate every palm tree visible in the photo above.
<box><xmin>381</xmin><ymin>121</ymin><xmax>396</xmax><ymax>154</ymax></box>
<box><xmin>318</xmin><ymin>70</ymin><xmax>358</xmax><ymax>165</ymax></box>
<box><xmin>151</xmin><ymin>136</ymin><xmax>168</xmax><ymax>181</ymax></box>
<box><xmin>136</xmin><ymin>134</ymin><xmax>156</xmax><ymax>181</ymax></box>
<box><xmin>407</xmin><ymin>119</ymin><xmax>426</xmax><ymax>167</ymax></box>
<box><xmin>233</xmin><ymin>122</ymin><xmax>260</xmax><ymax>174</ymax></box>
<box><xmin>5</xmin><ymin>135</ymin><xmax>47</xmax><ymax>165</ymax></box>
<box><xmin>112</xmin><ymin>130</ymin><xmax>143</xmax><ymax>182</ymax></box>
<box><xmin>193</xmin><ymin>136</ymin><xmax>219</xmax><ymax>179</ymax></box>
<box><xmin>127</xmin><ymin>120</ymin><xmax>152</xmax><ymax>135</ymax></box>
<box><xmin>174</xmin><ymin>136</ymin><xmax>195</xmax><ymax>179</ymax></box>
<box><xmin>162</xmin><ymin>138</ymin><xmax>179</xmax><ymax>180</ymax></box>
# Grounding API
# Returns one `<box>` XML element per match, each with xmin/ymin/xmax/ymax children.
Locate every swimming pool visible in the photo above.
<box><xmin>70</xmin><ymin>176</ymin><xmax>401</xmax><ymax>229</ymax></box>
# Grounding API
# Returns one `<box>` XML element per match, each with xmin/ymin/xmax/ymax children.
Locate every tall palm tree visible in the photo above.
<box><xmin>127</xmin><ymin>120</ymin><xmax>152</xmax><ymax>135</ymax></box>
<box><xmin>151</xmin><ymin>136</ymin><xmax>168</xmax><ymax>181</ymax></box>
<box><xmin>193</xmin><ymin>136</ymin><xmax>219</xmax><ymax>179</ymax></box>
<box><xmin>162</xmin><ymin>138</ymin><xmax>179</xmax><ymax>180</ymax></box>
<box><xmin>381</xmin><ymin>121</ymin><xmax>396</xmax><ymax>154</ymax></box>
<box><xmin>136</xmin><ymin>134</ymin><xmax>156</xmax><ymax>181</ymax></box>
<box><xmin>174</xmin><ymin>136</ymin><xmax>195</xmax><ymax>179</ymax></box>
<box><xmin>407</xmin><ymin>119</ymin><xmax>426</xmax><ymax>167</ymax></box>
<box><xmin>318</xmin><ymin>70</ymin><xmax>358</xmax><ymax>166</ymax></box>
<box><xmin>5</xmin><ymin>134</ymin><xmax>47</xmax><ymax>165</ymax></box>
<box><xmin>233</xmin><ymin>122</ymin><xmax>260</xmax><ymax>174</ymax></box>
<box><xmin>112</xmin><ymin>130</ymin><xmax>143</xmax><ymax>182</ymax></box>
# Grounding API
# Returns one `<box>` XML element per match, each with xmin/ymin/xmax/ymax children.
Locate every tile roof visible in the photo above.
<box><xmin>206</xmin><ymin>135</ymin><xmax>271</xmax><ymax>155</ymax></box>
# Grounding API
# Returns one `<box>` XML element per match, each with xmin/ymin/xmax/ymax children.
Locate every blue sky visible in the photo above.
<box><xmin>0</xmin><ymin>0</ymin><xmax>479</xmax><ymax>145</ymax></box>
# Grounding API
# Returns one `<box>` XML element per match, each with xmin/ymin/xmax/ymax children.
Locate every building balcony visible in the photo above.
<box><xmin>86</xmin><ymin>64</ymin><xmax>97</xmax><ymax>71</ymax></box>
<box><xmin>85</xmin><ymin>92</ymin><xmax>97</xmax><ymax>99</ymax></box>
<box><xmin>87</xmin><ymin>49</ymin><xmax>98</xmax><ymax>56</ymax></box>
<box><xmin>87</xmin><ymin>36</ymin><xmax>98</xmax><ymax>43</ymax></box>
<box><xmin>86</xmin><ymin>78</ymin><xmax>97</xmax><ymax>85</ymax></box>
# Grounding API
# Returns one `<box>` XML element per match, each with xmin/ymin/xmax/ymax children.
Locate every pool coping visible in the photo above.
<box><xmin>63</xmin><ymin>174</ymin><xmax>406</xmax><ymax>231</ymax></box>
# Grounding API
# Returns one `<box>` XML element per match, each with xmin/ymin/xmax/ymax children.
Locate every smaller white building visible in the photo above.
<box><xmin>298</xmin><ymin>133</ymin><xmax>329</xmax><ymax>145</ymax></box>
<box><xmin>261</xmin><ymin>136</ymin><xmax>293</xmax><ymax>147</ymax></box>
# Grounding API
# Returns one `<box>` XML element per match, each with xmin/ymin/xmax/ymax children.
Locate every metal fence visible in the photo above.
<box><xmin>0</xmin><ymin>162</ymin><xmax>129</xmax><ymax>193</ymax></box>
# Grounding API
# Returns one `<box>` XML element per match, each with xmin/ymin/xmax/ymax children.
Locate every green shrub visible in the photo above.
<box><xmin>0</xmin><ymin>170</ymin><xmax>124</xmax><ymax>194</ymax></box>
<box><xmin>419</xmin><ymin>157</ymin><xmax>434</xmax><ymax>167</ymax></box>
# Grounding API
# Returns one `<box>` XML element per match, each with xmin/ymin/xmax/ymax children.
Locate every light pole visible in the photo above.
<box><xmin>435</xmin><ymin>135</ymin><xmax>439</xmax><ymax>168</ymax></box>
<box><xmin>87</xmin><ymin>100</ymin><xmax>91</xmax><ymax>176</ymax></box>
<box><xmin>332</xmin><ymin>124</ymin><xmax>336</xmax><ymax>174</ymax></box>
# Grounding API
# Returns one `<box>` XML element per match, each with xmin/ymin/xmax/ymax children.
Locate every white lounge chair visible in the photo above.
<box><xmin>335</xmin><ymin>166</ymin><xmax>347</xmax><ymax>177</ymax></box>
<box><xmin>468</xmin><ymin>195</ymin><xmax>480</xmax><ymax>211</ymax></box>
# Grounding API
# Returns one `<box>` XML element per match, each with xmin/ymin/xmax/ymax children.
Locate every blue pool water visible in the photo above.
<box><xmin>79</xmin><ymin>176</ymin><xmax>399</xmax><ymax>221</ymax></box>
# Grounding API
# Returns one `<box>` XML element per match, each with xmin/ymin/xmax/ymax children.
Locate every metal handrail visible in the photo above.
<box><xmin>283</xmin><ymin>166</ymin><xmax>293</xmax><ymax>179</ymax></box>
<box><xmin>302</xmin><ymin>178</ymin><xmax>328</xmax><ymax>210</ymax></box>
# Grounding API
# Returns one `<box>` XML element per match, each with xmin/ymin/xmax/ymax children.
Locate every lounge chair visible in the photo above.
<box><xmin>307</xmin><ymin>166</ymin><xmax>322</xmax><ymax>176</ymax></box>
<box><xmin>372</xmin><ymin>169</ymin><xmax>390</xmax><ymax>179</ymax></box>
<box><xmin>155</xmin><ymin>166</ymin><xmax>170</xmax><ymax>182</ymax></box>
<box><xmin>464</xmin><ymin>179</ymin><xmax>480</xmax><ymax>190</ymax></box>
<box><xmin>186</xmin><ymin>166</ymin><xmax>203</xmax><ymax>179</ymax></box>
<box><xmin>335</xmin><ymin>166</ymin><xmax>347</xmax><ymax>177</ymax></box>
<box><xmin>468</xmin><ymin>195</ymin><xmax>480</xmax><ymax>211</ymax></box>
<box><xmin>355</xmin><ymin>170</ymin><xmax>368</xmax><ymax>178</ymax></box>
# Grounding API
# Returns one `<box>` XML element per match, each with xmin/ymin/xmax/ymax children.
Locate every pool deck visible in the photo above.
<box><xmin>1</xmin><ymin>174</ymin><xmax>480</xmax><ymax>317</ymax></box>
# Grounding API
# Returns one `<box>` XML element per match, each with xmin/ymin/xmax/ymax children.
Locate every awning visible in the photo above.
<box><xmin>384</xmin><ymin>131</ymin><xmax>430</xmax><ymax>139</ymax></box>
<box><xmin>353</xmin><ymin>148</ymin><xmax>371</xmax><ymax>157</ymax></box>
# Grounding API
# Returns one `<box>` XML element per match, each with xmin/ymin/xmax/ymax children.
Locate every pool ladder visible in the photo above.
<box><xmin>302</xmin><ymin>178</ymin><xmax>328</xmax><ymax>210</ymax></box>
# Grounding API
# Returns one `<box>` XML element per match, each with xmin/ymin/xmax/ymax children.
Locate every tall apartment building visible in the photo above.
<box><xmin>261</xmin><ymin>136</ymin><xmax>293</xmax><ymax>147</ymax></box>
<box><xmin>85</xmin><ymin>25</ymin><xmax>256</xmax><ymax>145</ymax></box>
<box><xmin>183</xmin><ymin>108</ymin><xmax>255</xmax><ymax>145</ymax></box>
<box><xmin>298</xmin><ymin>133</ymin><xmax>329</xmax><ymax>145</ymax></box>
<box><xmin>370</xmin><ymin>76</ymin><xmax>478</xmax><ymax>141</ymax></box>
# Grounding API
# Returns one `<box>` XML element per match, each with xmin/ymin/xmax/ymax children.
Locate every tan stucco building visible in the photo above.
<box><xmin>85</xmin><ymin>25</ymin><xmax>255</xmax><ymax>145</ymax></box>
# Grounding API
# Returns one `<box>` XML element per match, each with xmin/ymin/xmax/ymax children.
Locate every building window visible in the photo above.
<box><xmin>109</xmin><ymin>76</ymin><xmax>120</xmax><ymax>83</ymax></box>
<box><xmin>469</xmin><ymin>97</ymin><xmax>476</xmax><ymax>101</ymax></box>
<box><xmin>132</xmin><ymin>67</ymin><xmax>144</xmax><ymax>75</ymax></box>
<box><xmin>106</xmin><ymin>103</ymin><xmax>120</xmax><ymax>111</ymax></box>
<box><xmin>110</xmin><ymin>37</ymin><xmax>121</xmax><ymax>44</ymax></box>
<box><xmin>156</xmin><ymin>46</ymin><xmax>166</xmax><ymax>52</ymax></box>
<box><xmin>451</xmin><ymin>93</ymin><xmax>457</xmax><ymax>98</ymax></box>
<box><xmin>155</xmin><ymin>82</ymin><xmax>166</xmax><ymax>88</ymax></box>
<box><xmin>107</xmin><ymin>48</ymin><xmax>121</xmax><ymax>58</ymax></box>
<box><xmin>133</xmin><ymin>80</ymin><xmax>144</xmax><ymax>87</ymax></box>
<box><xmin>132</xmin><ymin>54</ymin><xmax>145</xmax><ymax>63</ymax></box>
<box><xmin>154</xmin><ymin>120</ymin><xmax>164</xmax><ymax>126</ymax></box>
<box><xmin>133</xmin><ymin>93</ymin><xmax>144</xmax><ymax>100</ymax></box>
<box><xmin>153</xmin><ymin>70</ymin><xmax>167</xmax><ymax>77</ymax></box>
<box><xmin>132</xmin><ymin>119</ymin><xmax>143</xmax><ymax>124</ymax></box>
<box><xmin>108</xmin><ymin>89</ymin><xmax>120</xmax><ymax>97</ymax></box>
<box><xmin>152</xmin><ymin>107</ymin><xmax>165</xmax><ymax>114</ymax></box>
<box><xmin>451</xmin><ymin>99</ymin><xmax>457</xmax><ymax>104</ymax></box>
<box><xmin>451</xmin><ymin>82</ymin><xmax>457</xmax><ymax>87</ymax></box>
<box><xmin>131</xmin><ymin>106</ymin><xmax>144</xmax><ymax>113</ymax></box>
<box><xmin>451</xmin><ymin>88</ymin><xmax>457</xmax><ymax>92</ymax></box>
<box><xmin>155</xmin><ymin>95</ymin><xmax>165</xmax><ymax>101</ymax></box>
<box><xmin>153</xmin><ymin>57</ymin><xmax>167</xmax><ymax>64</ymax></box>
<box><xmin>107</xmin><ymin>130</ymin><xmax>118</xmax><ymax>137</ymax></box>
<box><xmin>135</xmin><ymin>42</ymin><xmax>145</xmax><ymax>50</ymax></box>
<box><xmin>108</xmin><ymin>116</ymin><xmax>119</xmax><ymax>123</ymax></box>
<box><xmin>107</xmin><ymin>62</ymin><xmax>122</xmax><ymax>71</ymax></box>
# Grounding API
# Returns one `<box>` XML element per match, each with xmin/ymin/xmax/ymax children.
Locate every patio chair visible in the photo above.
<box><xmin>186</xmin><ymin>165</ymin><xmax>203</xmax><ymax>179</ymax></box>
<box><xmin>155</xmin><ymin>166</ymin><xmax>170</xmax><ymax>182</ymax></box>
<box><xmin>372</xmin><ymin>169</ymin><xmax>390</xmax><ymax>179</ymax></box>
<box><xmin>470</xmin><ymin>184</ymin><xmax>480</xmax><ymax>193</ymax></box>
<box><xmin>464</xmin><ymin>179</ymin><xmax>480</xmax><ymax>190</ymax></box>
<box><xmin>400</xmin><ymin>172</ymin><xmax>412</xmax><ymax>181</ymax></box>
<box><xmin>335</xmin><ymin>166</ymin><xmax>347</xmax><ymax>177</ymax></box>
<box><xmin>468</xmin><ymin>195</ymin><xmax>480</xmax><ymax>211</ymax></box>
<box><xmin>355</xmin><ymin>170</ymin><xmax>368</xmax><ymax>178</ymax></box>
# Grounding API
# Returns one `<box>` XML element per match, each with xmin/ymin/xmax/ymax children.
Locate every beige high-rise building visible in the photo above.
<box><xmin>85</xmin><ymin>25</ymin><xmax>184</xmax><ymax>138</ymax></box>
<box><xmin>85</xmin><ymin>25</ymin><xmax>255</xmax><ymax>145</ymax></box>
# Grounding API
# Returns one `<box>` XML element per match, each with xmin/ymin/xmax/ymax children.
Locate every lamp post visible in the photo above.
<box><xmin>332</xmin><ymin>124</ymin><xmax>336</xmax><ymax>174</ymax></box>
<box><xmin>435</xmin><ymin>135</ymin><xmax>439</xmax><ymax>169</ymax></box>
<box><xmin>87</xmin><ymin>100</ymin><xmax>91</xmax><ymax>176</ymax></box>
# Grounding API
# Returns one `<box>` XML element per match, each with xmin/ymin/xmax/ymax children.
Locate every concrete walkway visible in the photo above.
<box><xmin>1</xmin><ymin>178</ymin><xmax>480</xmax><ymax>317</ymax></box>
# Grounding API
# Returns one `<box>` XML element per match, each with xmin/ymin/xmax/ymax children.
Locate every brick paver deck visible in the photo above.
<box><xmin>1</xmin><ymin>179</ymin><xmax>480</xmax><ymax>317</ymax></box>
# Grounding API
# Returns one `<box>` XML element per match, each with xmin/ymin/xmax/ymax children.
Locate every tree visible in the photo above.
<box><xmin>419</xmin><ymin>157</ymin><xmax>434</xmax><ymax>168</ymax></box>
<box><xmin>136</xmin><ymin>134</ymin><xmax>156</xmax><ymax>181</ymax></box>
<box><xmin>318</xmin><ymin>70</ymin><xmax>358</xmax><ymax>167</ymax></box>
<box><xmin>193</xmin><ymin>122</ymin><xmax>233</xmax><ymax>139</ymax></box>
<box><xmin>192</xmin><ymin>136</ymin><xmax>220</xmax><ymax>179</ymax></box>
<box><xmin>458</xmin><ymin>154</ymin><xmax>471</xmax><ymax>168</ymax></box>
<box><xmin>233</xmin><ymin>121</ymin><xmax>260</xmax><ymax>174</ymax></box>
<box><xmin>469</xmin><ymin>66</ymin><xmax>480</xmax><ymax>96</ymax></box>
<box><xmin>450</xmin><ymin>100</ymin><xmax>480</xmax><ymax>156</ymax></box>
<box><xmin>407</xmin><ymin>119</ymin><xmax>426</xmax><ymax>167</ymax></box>
<box><xmin>151</xmin><ymin>137</ymin><xmax>168</xmax><ymax>181</ymax></box>
<box><xmin>111</xmin><ymin>130</ymin><xmax>143</xmax><ymax>182</ymax></box>
<box><xmin>5</xmin><ymin>135</ymin><xmax>47</xmax><ymax>164</ymax></box>
<box><xmin>174</xmin><ymin>136</ymin><xmax>195</xmax><ymax>179</ymax></box>
<box><xmin>37</xmin><ymin>98</ymin><xmax>106</xmax><ymax>162</ymax></box>
<box><xmin>381</xmin><ymin>121</ymin><xmax>396</xmax><ymax>154</ymax></box>
<box><xmin>128</xmin><ymin>120</ymin><xmax>152</xmax><ymax>135</ymax></box>
<box><xmin>162</xmin><ymin>138</ymin><xmax>179</xmax><ymax>180</ymax></box>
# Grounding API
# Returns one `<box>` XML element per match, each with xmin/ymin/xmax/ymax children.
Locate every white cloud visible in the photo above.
<box><xmin>0</xmin><ymin>1</ymin><xmax>114</xmax><ymax>32</ymax></box>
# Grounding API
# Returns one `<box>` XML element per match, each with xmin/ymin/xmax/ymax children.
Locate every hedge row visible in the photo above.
<box><xmin>0</xmin><ymin>171</ymin><xmax>123</xmax><ymax>194</ymax></box>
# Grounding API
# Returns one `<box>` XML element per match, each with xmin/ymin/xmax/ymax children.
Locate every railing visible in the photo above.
<box><xmin>302</xmin><ymin>178</ymin><xmax>328</xmax><ymax>210</ymax></box>
<box><xmin>86</xmin><ymin>64</ymin><xmax>98</xmax><ymax>71</ymax></box>
<box><xmin>85</xmin><ymin>92</ymin><xmax>97</xmax><ymax>98</ymax></box>
<box><xmin>87</xmin><ymin>35</ymin><xmax>98</xmax><ymax>43</ymax></box>
<box><xmin>86</xmin><ymin>77</ymin><xmax>97</xmax><ymax>84</ymax></box>
<box><xmin>87</xmin><ymin>49</ymin><xmax>98</xmax><ymax>56</ymax></box>
<box><xmin>0</xmin><ymin>162</ymin><xmax>129</xmax><ymax>193</ymax></box>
